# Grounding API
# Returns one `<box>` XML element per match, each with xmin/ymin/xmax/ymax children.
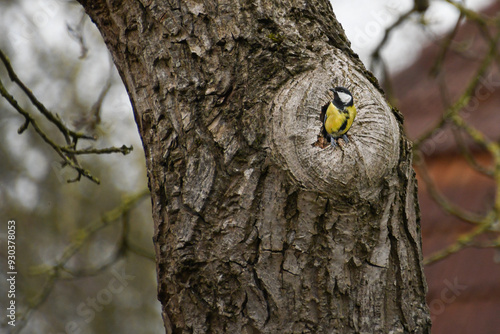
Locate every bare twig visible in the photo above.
<box><xmin>409</xmin><ymin>2</ymin><xmax>500</xmax><ymax>265</ymax></box>
<box><xmin>414</xmin><ymin>154</ymin><xmax>485</xmax><ymax>224</ymax></box>
<box><xmin>370</xmin><ymin>7</ymin><xmax>416</xmax><ymax>74</ymax></box>
<box><xmin>452</xmin><ymin>127</ymin><xmax>494</xmax><ymax>178</ymax></box>
<box><xmin>414</xmin><ymin>29</ymin><xmax>500</xmax><ymax>149</ymax></box>
<box><xmin>424</xmin><ymin>213</ymin><xmax>496</xmax><ymax>265</ymax></box>
<box><xmin>430</xmin><ymin>12</ymin><xmax>464</xmax><ymax>77</ymax></box>
<box><xmin>67</xmin><ymin>11</ymin><xmax>89</xmax><ymax>59</ymax></box>
<box><xmin>11</xmin><ymin>189</ymin><xmax>150</xmax><ymax>334</ymax></box>
<box><xmin>0</xmin><ymin>48</ymin><xmax>134</xmax><ymax>183</ymax></box>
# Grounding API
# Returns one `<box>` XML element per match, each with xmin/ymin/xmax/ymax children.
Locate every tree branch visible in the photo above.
<box><xmin>0</xmin><ymin>48</ymin><xmax>134</xmax><ymax>184</ymax></box>
<box><xmin>12</xmin><ymin>189</ymin><xmax>150</xmax><ymax>333</ymax></box>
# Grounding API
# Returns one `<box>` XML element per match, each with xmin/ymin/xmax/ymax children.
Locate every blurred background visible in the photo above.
<box><xmin>0</xmin><ymin>0</ymin><xmax>499</xmax><ymax>333</ymax></box>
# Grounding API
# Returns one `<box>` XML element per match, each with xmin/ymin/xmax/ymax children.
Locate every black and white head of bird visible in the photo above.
<box><xmin>329</xmin><ymin>87</ymin><xmax>353</xmax><ymax>108</ymax></box>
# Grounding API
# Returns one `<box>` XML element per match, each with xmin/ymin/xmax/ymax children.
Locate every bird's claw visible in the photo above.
<box><xmin>341</xmin><ymin>134</ymin><xmax>349</xmax><ymax>144</ymax></box>
<box><xmin>328</xmin><ymin>135</ymin><xmax>338</xmax><ymax>148</ymax></box>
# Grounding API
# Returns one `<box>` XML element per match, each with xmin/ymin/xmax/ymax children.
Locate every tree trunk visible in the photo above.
<box><xmin>78</xmin><ymin>1</ymin><xmax>431</xmax><ymax>333</ymax></box>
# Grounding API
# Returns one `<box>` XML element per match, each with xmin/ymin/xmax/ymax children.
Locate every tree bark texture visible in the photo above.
<box><xmin>78</xmin><ymin>0</ymin><xmax>431</xmax><ymax>333</ymax></box>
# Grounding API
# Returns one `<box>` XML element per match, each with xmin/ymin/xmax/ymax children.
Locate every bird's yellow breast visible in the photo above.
<box><xmin>324</xmin><ymin>103</ymin><xmax>357</xmax><ymax>137</ymax></box>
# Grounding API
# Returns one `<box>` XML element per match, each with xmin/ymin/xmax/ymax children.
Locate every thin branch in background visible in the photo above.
<box><xmin>430</xmin><ymin>12</ymin><xmax>464</xmax><ymax>77</ymax></box>
<box><xmin>376</xmin><ymin>56</ymin><xmax>396</xmax><ymax>103</ymax></box>
<box><xmin>0</xmin><ymin>75</ymin><xmax>101</xmax><ymax>183</ymax></box>
<box><xmin>419</xmin><ymin>7</ymin><xmax>500</xmax><ymax>265</ymax></box>
<box><xmin>57</xmin><ymin>212</ymin><xmax>131</xmax><ymax>278</ymax></box>
<box><xmin>0</xmin><ymin>48</ymin><xmax>133</xmax><ymax>184</ymax></box>
<box><xmin>450</xmin><ymin>113</ymin><xmax>500</xmax><ymax>210</ymax></box>
<box><xmin>471</xmin><ymin>234</ymin><xmax>500</xmax><ymax>248</ymax></box>
<box><xmin>11</xmin><ymin>189</ymin><xmax>151</xmax><ymax>334</ymax></box>
<box><xmin>436</xmin><ymin>68</ymin><xmax>451</xmax><ymax>110</ymax></box>
<box><xmin>370</xmin><ymin>7</ymin><xmax>416</xmax><ymax>78</ymax></box>
<box><xmin>414</xmin><ymin>0</ymin><xmax>430</xmax><ymax>13</ymax></box>
<box><xmin>61</xmin><ymin>144</ymin><xmax>133</xmax><ymax>155</ymax></box>
<box><xmin>0</xmin><ymin>49</ymin><xmax>91</xmax><ymax>144</ymax></box>
<box><xmin>74</xmin><ymin>55</ymin><xmax>114</xmax><ymax>132</ymax></box>
<box><xmin>432</xmin><ymin>23</ymin><xmax>495</xmax><ymax>180</ymax></box>
<box><xmin>370</xmin><ymin>1</ymin><xmax>430</xmax><ymax>98</ymax></box>
<box><xmin>366</xmin><ymin>0</ymin><xmax>500</xmax><ymax>265</ymax></box>
<box><xmin>452</xmin><ymin>126</ymin><xmax>495</xmax><ymax>178</ymax></box>
<box><xmin>413</xmin><ymin>28</ymin><xmax>499</xmax><ymax>149</ymax></box>
<box><xmin>89</xmin><ymin>55</ymin><xmax>113</xmax><ymax>125</ymax></box>
<box><xmin>444</xmin><ymin>0</ymin><xmax>491</xmax><ymax>27</ymax></box>
<box><xmin>424</xmin><ymin>212</ymin><xmax>497</xmax><ymax>265</ymax></box>
<box><xmin>67</xmin><ymin>11</ymin><xmax>89</xmax><ymax>59</ymax></box>
<box><xmin>414</xmin><ymin>154</ymin><xmax>486</xmax><ymax>225</ymax></box>
<box><xmin>127</xmin><ymin>242</ymin><xmax>156</xmax><ymax>261</ymax></box>
<box><xmin>121</xmin><ymin>205</ymin><xmax>156</xmax><ymax>261</ymax></box>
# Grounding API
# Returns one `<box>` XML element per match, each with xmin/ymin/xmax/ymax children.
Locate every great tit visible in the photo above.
<box><xmin>324</xmin><ymin>87</ymin><xmax>357</xmax><ymax>147</ymax></box>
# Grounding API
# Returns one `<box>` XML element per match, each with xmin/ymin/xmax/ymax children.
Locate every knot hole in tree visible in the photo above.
<box><xmin>268</xmin><ymin>59</ymin><xmax>401</xmax><ymax>203</ymax></box>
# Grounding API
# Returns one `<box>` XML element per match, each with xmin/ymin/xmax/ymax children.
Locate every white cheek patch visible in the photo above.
<box><xmin>337</xmin><ymin>91</ymin><xmax>352</xmax><ymax>104</ymax></box>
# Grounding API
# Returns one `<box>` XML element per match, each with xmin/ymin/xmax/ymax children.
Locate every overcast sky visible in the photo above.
<box><xmin>331</xmin><ymin>0</ymin><xmax>495</xmax><ymax>72</ymax></box>
<box><xmin>5</xmin><ymin>0</ymin><xmax>496</xmax><ymax>77</ymax></box>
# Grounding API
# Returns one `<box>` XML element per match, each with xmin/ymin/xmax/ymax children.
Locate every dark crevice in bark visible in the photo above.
<box><xmin>251</xmin><ymin>266</ymin><xmax>272</xmax><ymax>326</ymax></box>
<box><xmin>388</xmin><ymin>216</ymin><xmax>409</xmax><ymax>331</ymax></box>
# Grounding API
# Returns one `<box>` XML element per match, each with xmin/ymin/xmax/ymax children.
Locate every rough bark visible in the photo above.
<box><xmin>77</xmin><ymin>0</ymin><xmax>431</xmax><ymax>333</ymax></box>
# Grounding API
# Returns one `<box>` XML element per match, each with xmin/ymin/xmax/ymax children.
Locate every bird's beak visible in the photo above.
<box><xmin>329</xmin><ymin>88</ymin><xmax>336</xmax><ymax>93</ymax></box>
